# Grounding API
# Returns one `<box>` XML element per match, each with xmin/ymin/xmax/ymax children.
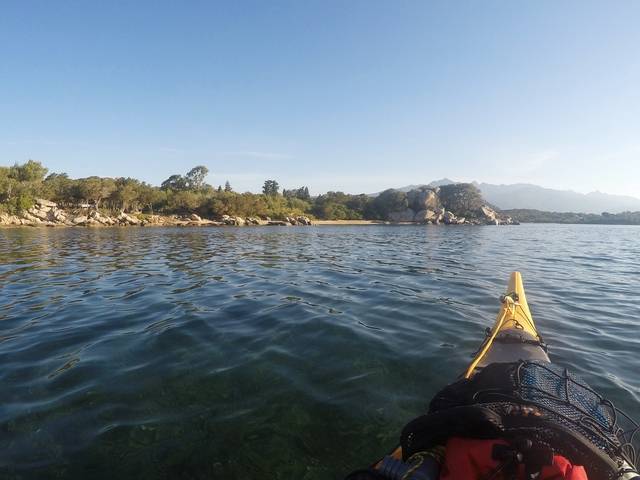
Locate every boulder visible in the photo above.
<box><xmin>144</xmin><ymin>215</ymin><xmax>163</xmax><ymax>225</ymax></box>
<box><xmin>480</xmin><ymin>206</ymin><xmax>497</xmax><ymax>223</ymax></box>
<box><xmin>116</xmin><ymin>213</ymin><xmax>141</xmax><ymax>225</ymax></box>
<box><xmin>30</xmin><ymin>207</ymin><xmax>51</xmax><ymax>221</ymax></box>
<box><xmin>389</xmin><ymin>208</ymin><xmax>416</xmax><ymax>222</ymax></box>
<box><xmin>89</xmin><ymin>210</ymin><xmax>115</xmax><ymax>225</ymax></box>
<box><xmin>443</xmin><ymin>211</ymin><xmax>459</xmax><ymax>225</ymax></box>
<box><xmin>413</xmin><ymin>209</ymin><xmax>436</xmax><ymax>223</ymax></box>
<box><xmin>35</xmin><ymin>198</ymin><xmax>57</xmax><ymax>208</ymax></box>
<box><xmin>189</xmin><ymin>213</ymin><xmax>202</xmax><ymax>222</ymax></box>
<box><xmin>296</xmin><ymin>216</ymin><xmax>312</xmax><ymax>225</ymax></box>
<box><xmin>22</xmin><ymin>212</ymin><xmax>42</xmax><ymax>224</ymax></box>
<box><xmin>221</xmin><ymin>215</ymin><xmax>245</xmax><ymax>225</ymax></box>
<box><xmin>407</xmin><ymin>188</ymin><xmax>439</xmax><ymax>211</ymax></box>
<box><xmin>51</xmin><ymin>209</ymin><xmax>67</xmax><ymax>223</ymax></box>
<box><xmin>72</xmin><ymin>215</ymin><xmax>88</xmax><ymax>225</ymax></box>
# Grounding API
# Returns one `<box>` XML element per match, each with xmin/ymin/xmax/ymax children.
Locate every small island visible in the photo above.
<box><xmin>0</xmin><ymin>160</ymin><xmax>513</xmax><ymax>228</ymax></box>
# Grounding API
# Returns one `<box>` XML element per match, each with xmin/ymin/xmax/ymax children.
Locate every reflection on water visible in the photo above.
<box><xmin>1</xmin><ymin>225</ymin><xmax>639</xmax><ymax>479</ymax></box>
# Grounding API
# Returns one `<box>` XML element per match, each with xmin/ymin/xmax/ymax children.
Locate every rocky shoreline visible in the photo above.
<box><xmin>386</xmin><ymin>205</ymin><xmax>514</xmax><ymax>225</ymax></box>
<box><xmin>0</xmin><ymin>199</ymin><xmax>314</xmax><ymax>228</ymax></box>
<box><xmin>0</xmin><ymin>198</ymin><xmax>515</xmax><ymax>228</ymax></box>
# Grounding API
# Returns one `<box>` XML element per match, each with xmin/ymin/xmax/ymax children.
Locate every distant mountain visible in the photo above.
<box><xmin>370</xmin><ymin>178</ymin><xmax>457</xmax><ymax>195</ymax></box>
<box><xmin>373</xmin><ymin>180</ymin><xmax>640</xmax><ymax>214</ymax></box>
<box><xmin>476</xmin><ymin>183</ymin><xmax>640</xmax><ymax>214</ymax></box>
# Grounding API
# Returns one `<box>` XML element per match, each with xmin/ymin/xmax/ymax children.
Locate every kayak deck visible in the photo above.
<box><xmin>375</xmin><ymin>272</ymin><xmax>549</xmax><ymax>467</ymax></box>
<box><xmin>464</xmin><ymin>271</ymin><xmax>549</xmax><ymax>378</ymax></box>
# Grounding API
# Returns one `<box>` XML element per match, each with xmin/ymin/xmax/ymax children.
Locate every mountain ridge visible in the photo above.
<box><xmin>375</xmin><ymin>180</ymin><xmax>640</xmax><ymax>214</ymax></box>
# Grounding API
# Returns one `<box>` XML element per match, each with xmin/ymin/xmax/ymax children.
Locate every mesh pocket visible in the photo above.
<box><xmin>516</xmin><ymin>361</ymin><xmax>637</xmax><ymax>466</ymax></box>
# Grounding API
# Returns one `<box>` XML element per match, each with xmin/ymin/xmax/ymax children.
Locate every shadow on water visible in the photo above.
<box><xmin>0</xmin><ymin>225</ymin><xmax>639</xmax><ymax>479</ymax></box>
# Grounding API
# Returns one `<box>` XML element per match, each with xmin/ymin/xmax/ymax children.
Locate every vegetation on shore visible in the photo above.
<box><xmin>6</xmin><ymin>160</ymin><xmax>636</xmax><ymax>225</ymax></box>
<box><xmin>503</xmin><ymin>209</ymin><xmax>640</xmax><ymax>225</ymax></box>
<box><xmin>0</xmin><ymin>160</ymin><xmax>490</xmax><ymax>222</ymax></box>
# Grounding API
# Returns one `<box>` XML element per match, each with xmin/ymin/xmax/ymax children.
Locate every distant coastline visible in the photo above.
<box><xmin>0</xmin><ymin>160</ymin><xmax>514</xmax><ymax>228</ymax></box>
<box><xmin>3</xmin><ymin>160</ymin><xmax>640</xmax><ymax>228</ymax></box>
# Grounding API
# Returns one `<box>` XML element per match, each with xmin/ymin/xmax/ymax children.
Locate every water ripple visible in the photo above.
<box><xmin>0</xmin><ymin>225</ymin><xmax>639</xmax><ymax>479</ymax></box>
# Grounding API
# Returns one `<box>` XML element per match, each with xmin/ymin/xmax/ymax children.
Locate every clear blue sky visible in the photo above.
<box><xmin>2</xmin><ymin>1</ymin><xmax>639</xmax><ymax>196</ymax></box>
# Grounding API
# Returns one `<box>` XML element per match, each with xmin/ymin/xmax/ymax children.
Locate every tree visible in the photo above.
<box><xmin>110</xmin><ymin>178</ymin><xmax>141</xmax><ymax>212</ymax></box>
<box><xmin>134</xmin><ymin>183</ymin><xmax>162</xmax><ymax>214</ymax></box>
<box><xmin>77</xmin><ymin>177</ymin><xmax>116</xmax><ymax>208</ymax></box>
<box><xmin>224</xmin><ymin>180</ymin><xmax>233</xmax><ymax>192</ymax></box>
<box><xmin>167</xmin><ymin>190</ymin><xmax>201</xmax><ymax>213</ymax></box>
<box><xmin>283</xmin><ymin>186</ymin><xmax>310</xmax><ymax>200</ymax></box>
<box><xmin>438</xmin><ymin>183</ymin><xmax>484</xmax><ymax>217</ymax></box>
<box><xmin>161</xmin><ymin>174</ymin><xmax>187</xmax><ymax>191</ymax></box>
<box><xmin>43</xmin><ymin>173</ymin><xmax>74</xmax><ymax>205</ymax></box>
<box><xmin>371</xmin><ymin>189</ymin><xmax>408</xmax><ymax>220</ymax></box>
<box><xmin>185</xmin><ymin>165</ymin><xmax>209</xmax><ymax>190</ymax></box>
<box><xmin>0</xmin><ymin>167</ymin><xmax>16</xmax><ymax>203</ymax></box>
<box><xmin>10</xmin><ymin>159</ymin><xmax>48</xmax><ymax>182</ymax></box>
<box><xmin>262</xmin><ymin>179</ymin><xmax>279</xmax><ymax>196</ymax></box>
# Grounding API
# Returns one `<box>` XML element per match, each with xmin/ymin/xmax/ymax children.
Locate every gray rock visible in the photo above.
<box><xmin>116</xmin><ymin>213</ymin><xmax>141</xmax><ymax>225</ymax></box>
<box><xmin>32</xmin><ymin>208</ymin><xmax>51</xmax><ymax>221</ymax></box>
<box><xmin>22</xmin><ymin>212</ymin><xmax>42</xmax><ymax>224</ymax></box>
<box><xmin>443</xmin><ymin>210</ymin><xmax>458</xmax><ymax>224</ymax></box>
<box><xmin>189</xmin><ymin>213</ymin><xmax>202</xmax><ymax>222</ymax></box>
<box><xmin>413</xmin><ymin>209</ymin><xmax>436</xmax><ymax>223</ymax></box>
<box><xmin>480</xmin><ymin>206</ymin><xmax>497</xmax><ymax>223</ymax></box>
<box><xmin>407</xmin><ymin>188</ymin><xmax>439</xmax><ymax>211</ymax></box>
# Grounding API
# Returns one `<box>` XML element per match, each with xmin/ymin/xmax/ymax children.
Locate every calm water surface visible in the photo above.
<box><xmin>1</xmin><ymin>224</ymin><xmax>639</xmax><ymax>479</ymax></box>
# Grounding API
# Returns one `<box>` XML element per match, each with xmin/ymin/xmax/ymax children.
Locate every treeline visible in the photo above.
<box><xmin>0</xmin><ymin>160</ymin><xmax>491</xmax><ymax>221</ymax></box>
<box><xmin>0</xmin><ymin>160</ymin><xmax>368</xmax><ymax>220</ymax></box>
<box><xmin>504</xmin><ymin>209</ymin><xmax>640</xmax><ymax>225</ymax></box>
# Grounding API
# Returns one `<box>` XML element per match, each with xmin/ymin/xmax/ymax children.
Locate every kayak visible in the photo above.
<box><xmin>464</xmin><ymin>271</ymin><xmax>549</xmax><ymax>378</ymax></box>
<box><xmin>376</xmin><ymin>271</ymin><xmax>549</xmax><ymax>465</ymax></box>
<box><xmin>350</xmin><ymin>272</ymin><xmax>639</xmax><ymax>480</ymax></box>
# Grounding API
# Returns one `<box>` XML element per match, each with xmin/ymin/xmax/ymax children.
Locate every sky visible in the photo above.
<box><xmin>1</xmin><ymin>1</ymin><xmax>639</xmax><ymax>196</ymax></box>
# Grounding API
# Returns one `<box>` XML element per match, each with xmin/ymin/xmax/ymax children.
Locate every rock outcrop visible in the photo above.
<box><xmin>407</xmin><ymin>188</ymin><xmax>440</xmax><ymax>212</ymax></box>
<box><xmin>387</xmin><ymin>203</ymin><xmax>513</xmax><ymax>226</ymax></box>
<box><xmin>413</xmin><ymin>209</ymin><xmax>436</xmax><ymax>223</ymax></box>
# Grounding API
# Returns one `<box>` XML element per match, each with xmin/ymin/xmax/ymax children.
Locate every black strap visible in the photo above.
<box><xmin>401</xmin><ymin>405</ymin><xmax>503</xmax><ymax>460</ymax></box>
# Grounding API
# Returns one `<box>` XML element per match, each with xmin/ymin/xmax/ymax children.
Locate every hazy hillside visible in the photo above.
<box><xmin>379</xmin><ymin>180</ymin><xmax>640</xmax><ymax>214</ymax></box>
<box><xmin>477</xmin><ymin>183</ymin><xmax>640</xmax><ymax>214</ymax></box>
